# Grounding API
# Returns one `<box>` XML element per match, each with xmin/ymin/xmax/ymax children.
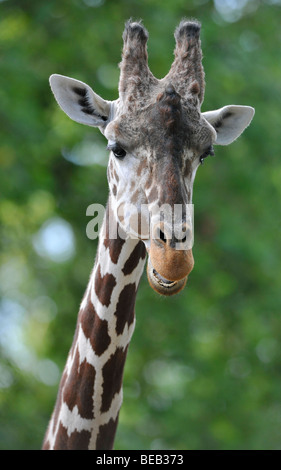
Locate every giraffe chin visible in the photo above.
<box><xmin>147</xmin><ymin>259</ymin><xmax>187</xmax><ymax>296</ymax></box>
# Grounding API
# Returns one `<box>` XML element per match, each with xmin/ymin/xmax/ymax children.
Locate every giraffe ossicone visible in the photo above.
<box><xmin>43</xmin><ymin>20</ymin><xmax>254</xmax><ymax>450</ymax></box>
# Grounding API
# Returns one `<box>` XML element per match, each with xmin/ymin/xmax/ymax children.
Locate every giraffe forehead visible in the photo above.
<box><xmin>111</xmin><ymin>96</ymin><xmax>210</xmax><ymax>155</ymax></box>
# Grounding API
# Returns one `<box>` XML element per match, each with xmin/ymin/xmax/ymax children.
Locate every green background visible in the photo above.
<box><xmin>0</xmin><ymin>0</ymin><xmax>280</xmax><ymax>450</ymax></box>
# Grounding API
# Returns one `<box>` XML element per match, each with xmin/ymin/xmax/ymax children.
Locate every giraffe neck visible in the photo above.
<box><xmin>43</xmin><ymin>198</ymin><xmax>147</xmax><ymax>450</ymax></box>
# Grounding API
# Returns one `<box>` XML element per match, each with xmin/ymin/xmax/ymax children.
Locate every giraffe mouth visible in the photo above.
<box><xmin>146</xmin><ymin>258</ymin><xmax>187</xmax><ymax>296</ymax></box>
<box><xmin>152</xmin><ymin>269</ymin><xmax>178</xmax><ymax>288</ymax></box>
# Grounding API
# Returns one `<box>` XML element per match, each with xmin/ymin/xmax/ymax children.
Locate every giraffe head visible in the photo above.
<box><xmin>50</xmin><ymin>20</ymin><xmax>254</xmax><ymax>296</ymax></box>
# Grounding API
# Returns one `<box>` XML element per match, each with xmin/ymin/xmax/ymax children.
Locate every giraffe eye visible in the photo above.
<box><xmin>199</xmin><ymin>145</ymin><xmax>215</xmax><ymax>165</ymax></box>
<box><xmin>107</xmin><ymin>143</ymin><xmax>126</xmax><ymax>159</ymax></box>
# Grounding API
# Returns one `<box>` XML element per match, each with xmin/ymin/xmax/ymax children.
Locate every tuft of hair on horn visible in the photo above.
<box><xmin>175</xmin><ymin>19</ymin><xmax>201</xmax><ymax>41</ymax></box>
<box><xmin>123</xmin><ymin>19</ymin><xmax>149</xmax><ymax>43</ymax></box>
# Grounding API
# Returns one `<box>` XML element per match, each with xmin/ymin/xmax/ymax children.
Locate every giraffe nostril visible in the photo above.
<box><xmin>159</xmin><ymin>229</ymin><xmax>167</xmax><ymax>243</ymax></box>
<box><xmin>173</xmin><ymin>226</ymin><xmax>191</xmax><ymax>244</ymax></box>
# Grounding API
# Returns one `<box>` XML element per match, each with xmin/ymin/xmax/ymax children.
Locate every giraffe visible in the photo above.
<box><xmin>43</xmin><ymin>20</ymin><xmax>254</xmax><ymax>450</ymax></box>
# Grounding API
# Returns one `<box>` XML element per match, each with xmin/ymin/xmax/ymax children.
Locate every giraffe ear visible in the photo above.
<box><xmin>202</xmin><ymin>105</ymin><xmax>255</xmax><ymax>145</ymax></box>
<box><xmin>49</xmin><ymin>74</ymin><xmax>112</xmax><ymax>128</ymax></box>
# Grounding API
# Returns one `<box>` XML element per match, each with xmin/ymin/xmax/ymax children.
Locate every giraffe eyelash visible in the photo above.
<box><xmin>107</xmin><ymin>143</ymin><xmax>127</xmax><ymax>159</ymax></box>
<box><xmin>200</xmin><ymin>145</ymin><xmax>215</xmax><ymax>165</ymax></box>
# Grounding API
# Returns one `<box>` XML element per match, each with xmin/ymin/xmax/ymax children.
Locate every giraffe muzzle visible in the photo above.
<box><xmin>146</xmin><ymin>222</ymin><xmax>194</xmax><ymax>295</ymax></box>
<box><xmin>147</xmin><ymin>258</ymin><xmax>188</xmax><ymax>296</ymax></box>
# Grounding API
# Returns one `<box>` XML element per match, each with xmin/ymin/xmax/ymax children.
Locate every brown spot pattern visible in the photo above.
<box><xmin>148</xmin><ymin>186</ymin><xmax>158</xmax><ymax>203</ymax></box>
<box><xmin>51</xmin><ymin>369</ymin><xmax>68</xmax><ymax>434</ymax></box>
<box><xmin>115</xmin><ymin>283</ymin><xmax>137</xmax><ymax>335</ymax></box>
<box><xmin>114</xmin><ymin>169</ymin><xmax>119</xmax><ymax>182</ymax></box>
<box><xmin>103</xmin><ymin>235</ymin><xmax>126</xmax><ymax>264</ymax></box>
<box><xmin>42</xmin><ymin>439</ymin><xmax>50</xmax><ymax>450</ymax></box>
<box><xmin>122</xmin><ymin>241</ymin><xmax>146</xmax><ymax>275</ymax></box>
<box><xmin>54</xmin><ymin>423</ymin><xmax>91</xmax><ymax>450</ymax></box>
<box><xmin>95</xmin><ymin>265</ymin><xmax>116</xmax><ymax>307</ymax></box>
<box><xmin>103</xmin><ymin>211</ymin><xmax>126</xmax><ymax>263</ymax></box>
<box><xmin>96</xmin><ymin>417</ymin><xmax>119</xmax><ymax>450</ymax></box>
<box><xmin>80</xmin><ymin>299</ymin><xmax>111</xmax><ymax>356</ymax></box>
<box><xmin>137</xmin><ymin>159</ymin><xmax>147</xmax><ymax>176</ymax></box>
<box><xmin>101</xmin><ymin>347</ymin><xmax>128</xmax><ymax>413</ymax></box>
<box><xmin>103</xmin><ymin>200</ymin><xmax>126</xmax><ymax>263</ymax></box>
<box><xmin>130</xmin><ymin>190</ymin><xmax>139</xmax><ymax>205</ymax></box>
<box><xmin>62</xmin><ymin>349</ymin><xmax>95</xmax><ymax>420</ymax></box>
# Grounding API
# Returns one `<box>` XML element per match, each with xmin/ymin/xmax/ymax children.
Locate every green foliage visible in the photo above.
<box><xmin>1</xmin><ymin>0</ymin><xmax>281</xmax><ymax>450</ymax></box>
